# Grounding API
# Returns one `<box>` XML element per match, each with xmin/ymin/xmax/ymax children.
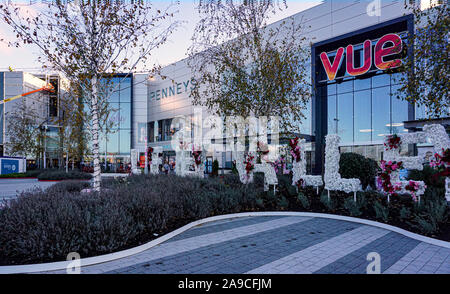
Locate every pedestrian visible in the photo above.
<box><xmin>163</xmin><ymin>161</ymin><xmax>170</xmax><ymax>175</ymax></box>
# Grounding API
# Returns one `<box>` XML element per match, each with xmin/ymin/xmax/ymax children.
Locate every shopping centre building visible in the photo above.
<box><xmin>143</xmin><ymin>0</ymin><xmax>449</xmax><ymax>174</ymax></box>
<box><xmin>1</xmin><ymin>0</ymin><xmax>448</xmax><ymax>173</ymax></box>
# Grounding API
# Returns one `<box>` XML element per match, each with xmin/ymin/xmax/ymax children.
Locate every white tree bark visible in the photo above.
<box><xmin>91</xmin><ymin>75</ymin><xmax>102</xmax><ymax>191</ymax></box>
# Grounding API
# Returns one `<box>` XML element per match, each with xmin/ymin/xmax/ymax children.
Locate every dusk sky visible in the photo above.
<box><xmin>0</xmin><ymin>0</ymin><xmax>322</xmax><ymax>72</ymax></box>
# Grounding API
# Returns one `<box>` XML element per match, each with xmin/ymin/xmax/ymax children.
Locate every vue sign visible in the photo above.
<box><xmin>320</xmin><ymin>33</ymin><xmax>403</xmax><ymax>81</ymax></box>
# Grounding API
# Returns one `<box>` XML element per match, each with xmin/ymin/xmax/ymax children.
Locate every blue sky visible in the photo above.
<box><xmin>0</xmin><ymin>0</ymin><xmax>322</xmax><ymax>72</ymax></box>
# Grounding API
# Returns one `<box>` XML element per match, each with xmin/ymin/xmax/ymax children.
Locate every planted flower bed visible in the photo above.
<box><xmin>0</xmin><ymin>166</ymin><xmax>448</xmax><ymax>266</ymax></box>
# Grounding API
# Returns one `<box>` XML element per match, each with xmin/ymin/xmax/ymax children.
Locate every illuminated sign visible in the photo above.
<box><xmin>320</xmin><ymin>33</ymin><xmax>403</xmax><ymax>81</ymax></box>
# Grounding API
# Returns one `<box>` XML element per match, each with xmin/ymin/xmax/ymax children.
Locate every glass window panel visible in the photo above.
<box><xmin>119</xmin><ymin>130</ymin><xmax>131</xmax><ymax>155</ymax></box>
<box><xmin>106</xmin><ymin>131</ymin><xmax>119</xmax><ymax>154</ymax></box>
<box><xmin>337</xmin><ymin>93</ymin><xmax>354</xmax><ymax>144</ymax></box>
<box><xmin>327</xmin><ymin>83</ymin><xmax>336</xmax><ymax>95</ymax></box>
<box><xmin>415</xmin><ymin>103</ymin><xmax>427</xmax><ymax>120</ymax></box>
<box><xmin>119</xmin><ymin>102</ymin><xmax>131</xmax><ymax>129</ymax></box>
<box><xmin>119</xmin><ymin>77</ymin><xmax>132</xmax><ymax>103</ymax></box>
<box><xmin>354</xmin><ymin>77</ymin><xmax>371</xmax><ymax>91</ymax></box>
<box><xmin>108</xmin><ymin>103</ymin><xmax>120</xmax><ymax>129</ymax></box>
<box><xmin>327</xmin><ymin>95</ymin><xmax>337</xmax><ymax>134</ymax></box>
<box><xmin>372</xmin><ymin>74</ymin><xmax>390</xmax><ymax>88</ymax></box>
<box><xmin>148</xmin><ymin>122</ymin><xmax>155</xmax><ymax>143</ymax></box>
<box><xmin>337</xmin><ymin>79</ymin><xmax>353</xmax><ymax>94</ymax></box>
<box><xmin>372</xmin><ymin>86</ymin><xmax>391</xmax><ymax>139</ymax></box>
<box><xmin>354</xmin><ymin>90</ymin><xmax>372</xmax><ymax>142</ymax></box>
<box><xmin>391</xmin><ymin>84</ymin><xmax>409</xmax><ymax>134</ymax></box>
<box><xmin>98</xmin><ymin>131</ymin><xmax>107</xmax><ymax>154</ymax></box>
<box><xmin>299</xmin><ymin>99</ymin><xmax>312</xmax><ymax>135</ymax></box>
<box><xmin>107</xmin><ymin>78</ymin><xmax>121</xmax><ymax>103</ymax></box>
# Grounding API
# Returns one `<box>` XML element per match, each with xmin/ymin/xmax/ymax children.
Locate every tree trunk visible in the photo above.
<box><xmin>91</xmin><ymin>76</ymin><xmax>102</xmax><ymax>191</ymax></box>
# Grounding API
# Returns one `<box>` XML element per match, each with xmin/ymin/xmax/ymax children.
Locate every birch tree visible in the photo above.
<box><xmin>5</xmin><ymin>98</ymin><xmax>41</xmax><ymax>161</ymax></box>
<box><xmin>394</xmin><ymin>2</ymin><xmax>449</xmax><ymax>118</ymax></box>
<box><xmin>1</xmin><ymin>1</ymin><xmax>179</xmax><ymax>190</ymax></box>
<box><xmin>188</xmin><ymin>0</ymin><xmax>311</xmax><ymax>133</ymax></box>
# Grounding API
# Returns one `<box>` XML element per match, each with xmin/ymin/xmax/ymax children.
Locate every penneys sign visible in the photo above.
<box><xmin>320</xmin><ymin>33</ymin><xmax>403</xmax><ymax>81</ymax></box>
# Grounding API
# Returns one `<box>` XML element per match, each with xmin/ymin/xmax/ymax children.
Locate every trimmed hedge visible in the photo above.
<box><xmin>37</xmin><ymin>170</ymin><xmax>92</xmax><ymax>181</ymax></box>
<box><xmin>339</xmin><ymin>152</ymin><xmax>379</xmax><ymax>189</ymax></box>
<box><xmin>0</xmin><ymin>169</ymin><xmax>47</xmax><ymax>178</ymax></box>
<box><xmin>0</xmin><ymin>174</ymin><xmax>262</xmax><ymax>264</ymax></box>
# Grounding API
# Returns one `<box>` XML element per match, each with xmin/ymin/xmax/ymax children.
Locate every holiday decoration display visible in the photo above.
<box><xmin>290</xmin><ymin>137</ymin><xmax>323</xmax><ymax>193</ymax></box>
<box><xmin>324</xmin><ymin>134</ymin><xmax>361</xmax><ymax>201</ymax></box>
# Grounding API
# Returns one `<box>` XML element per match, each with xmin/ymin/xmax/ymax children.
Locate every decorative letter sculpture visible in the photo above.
<box><xmin>290</xmin><ymin>138</ymin><xmax>323</xmax><ymax>193</ymax></box>
<box><xmin>130</xmin><ymin>149</ymin><xmax>140</xmax><ymax>174</ymax></box>
<box><xmin>150</xmin><ymin>147</ymin><xmax>162</xmax><ymax>175</ymax></box>
<box><xmin>324</xmin><ymin>134</ymin><xmax>361</xmax><ymax>201</ymax></box>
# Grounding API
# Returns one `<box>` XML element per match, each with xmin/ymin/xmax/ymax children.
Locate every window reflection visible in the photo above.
<box><xmin>391</xmin><ymin>84</ymin><xmax>409</xmax><ymax>134</ymax></box>
<box><xmin>328</xmin><ymin>95</ymin><xmax>337</xmax><ymax>134</ymax></box>
<box><xmin>372</xmin><ymin>74</ymin><xmax>390</xmax><ymax>88</ymax></box>
<box><xmin>337</xmin><ymin>93</ymin><xmax>353</xmax><ymax>143</ymax></box>
<box><xmin>354</xmin><ymin>90</ymin><xmax>371</xmax><ymax>142</ymax></box>
<box><xmin>372</xmin><ymin>86</ymin><xmax>391</xmax><ymax>139</ymax></box>
<box><xmin>337</xmin><ymin>79</ymin><xmax>353</xmax><ymax>94</ymax></box>
<box><xmin>354</xmin><ymin>77</ymin><xmax>370</xmax><ymax>91</ymax></box>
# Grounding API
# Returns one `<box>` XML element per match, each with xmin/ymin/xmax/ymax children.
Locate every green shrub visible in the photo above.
<box><xmin>0</xmin><ymin>169</ymin><xmax>47</xmax><ymax>178</ymax></box>
<box><xmin>373</xmin><ymin>201</ymin><xmax>389</xmax><ymax>222</ymax></box>
<box><xmin>212</xmin><ymin>160</ymin><xmax>219</xmax><ymax>177</ymax></box>
<box><xmin>320</xmin><ymin>190</ymin><xmax>337</xmax><ymax>211</ymax></box>
<box><xmin>343</xmin><ymin>194</ymin><xmax>366</xmax><ymax>217</ymax></box>
<box><xmin>410</xmin><ymin>187</ymin><xmax>449</xmax><ymax>235</ymax></box>
<box><xmin>297</xmin><ymin>192</ymin><xmax>310</xmax><ymax>209</ymax></box>
<box><xmin>399</xmin><ymin>207</ymin><xmax>412</xmax><ymax>221</ymax></box>
<box><xmin>46</xmin><ymin>180</ymin><xmax>91</xmax><ymax>194</ymax></box>
<box><xmin>339</xmin><ymin>153</ymin><xmax>379</xmax><ymax>189</ymax></box>
<box><xmin>277</xmin><ymin>196</ymin><xmax>289</xmax><ymax>209</ymax></box>
<box><xmin>407</xmin><ymin>165</ymin><xmax>445</xmax><ymax>189</ymax></box>
<box><xmin>37</xmin><ymin>170</ymin><xmax>92</xmax><ymax>181</ymax></box>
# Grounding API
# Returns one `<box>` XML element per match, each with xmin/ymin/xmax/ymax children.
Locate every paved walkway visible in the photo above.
<box><xmin>41</xmin><ymin>216</ymin><xmax>450</xmax><ymax>274</ymax></box>
<box><xmin>0</xmin><ymin>179</ymin><xmax>55</xmax><ymax>201</ymax></box>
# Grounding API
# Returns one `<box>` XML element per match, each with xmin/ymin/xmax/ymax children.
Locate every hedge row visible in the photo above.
<box><xmin>0</xmin><ymin>174</ymin><xmax>263</xmax><ymax>265</ymax></box>
<box><xmin>37</xmin><ymin>170</ymin><xmax>92</xmax><ymax>181</ymax></box>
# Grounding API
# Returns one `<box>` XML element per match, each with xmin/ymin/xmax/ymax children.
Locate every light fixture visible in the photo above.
<box><xmin>359</xmin><ymin>129</ymin><xmax>373</xmax><ymax>133</ymax></box>
<box><xmin>385</xmin><ymin>123</ymin><xmax>404</xmax><ymax>127</ymax></box>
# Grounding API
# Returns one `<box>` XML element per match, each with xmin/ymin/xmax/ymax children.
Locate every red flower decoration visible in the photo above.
<box><xmin>384</xmin><ymin>134</ymin><xmax>401</xmax><ymax>150</ymax></box>
<box><xmin>192</xmin><ymin>151</ymin><xmax>202</xmax><ymax>167</ymax></box>
<box><xmin>289</xmin><ymin>137</ymin><xmax>301</xmax><ymax>162</ymax></box>
<box><xmin>244</xmin><ymin>154</ymin><xmax>255</xmax><ymax>175</ymax></box>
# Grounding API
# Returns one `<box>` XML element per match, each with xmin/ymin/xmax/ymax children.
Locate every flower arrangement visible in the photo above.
<box><xmin>405</xmin><ymin>180</ymin><xmax>425</xmax><ymax>202</ymax></box>
<box><xmin>147</xmin><ymin>147</ymin><xmax>154</xmax><ymax>163</ymax></box>
<box><xmin>192</xmin><ymin>150</ymin><xmax>202</xmax><ymax>167</ymax></box>
<box><xmin>272</xmin><ymin>156</ymin><xmax>288</xmax><ymax>175</ymax></box>
<box><xmin>384</xmin><ymin>134</ymin><xmax>401</xmax><ymax>150</ymax></box>
<box><xmin>289</xmin><ymin>137</ymin><xmax>301</xmax><ymax>162</ymax></box>
<box><xmin>377</xmin><ymin>160</ymin><xmax>404</xmax><ymax>197</ymax></box>
<box><xmin>244</xmin><ymin>154</ymin><xmax>255</xmax><ymax>175</ymax></box>
<box><xmin>430</xmin><ymin>148</ymin><xmax>450</xmax><ymax>169</ymax></box>
<box><xmin>295</xmin><ymin>178</ymin><xmax>305</xmax><ymax>189</ymax></box>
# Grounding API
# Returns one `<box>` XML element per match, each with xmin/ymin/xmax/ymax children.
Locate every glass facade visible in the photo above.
<box><xmin>98</xmin><ymin>75</ymin><xmax>133</xmax><ymax>157</ymax></box>
<box><xmin>313</xmin><ymin>16</ymin><xmax>414</xmax><ymax>172</ymax></box>
<box><xmin>325</xmin><ymin>72</ymin><xmax>410</xmax><ymax>146</ymax></box>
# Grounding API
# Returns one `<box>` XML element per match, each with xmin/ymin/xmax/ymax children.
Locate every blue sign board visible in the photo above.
<box><xmin>1</xmin><ymin>159</ymin><xmax>19</xmax><ymax>175</ymax></box>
